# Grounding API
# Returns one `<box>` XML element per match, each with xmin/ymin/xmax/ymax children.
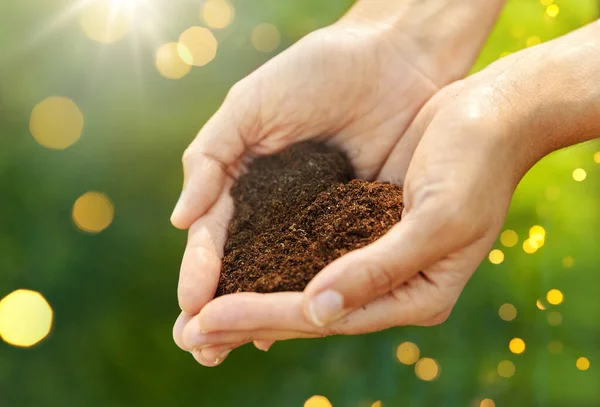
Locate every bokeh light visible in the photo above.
<box><xmin>415</xmin><ymin>358</ymin><xmax>440</xmax><ymax>381</ymax></box>
<box><xmin>72</xmin><ymin>192</ymin><xmax>115</xmax><ymax>234</ymax></box>
<box><xmin>546</xmin><ymin>4</ymin><xmax>560</xmax><ymax>17</ymax></box>
<box><xmin>548</xmin><ymin>340</ymin><xmax>564</xmax><ymax>354</ymax></box>
<box><xmin>526</xmin><ymin>36</ymin><xmax>541</xmax><ymax>47</ymax></box>
<box><xmin>304</xmin><ymin>395</ymin><xmax>332</xmax><ymax>407</ymax></box>
<box><xmin>178</xmin><ymin>26</ymin><xmax>218</xmax><ymax>66</ymax></box>
<box><xmin>594</xmin><ymin>152</ymin><xmax>600</xmax><ymax>163</ymax></box>
<box><xmin>78</xmin><ymin>0</ymin><xmax>133</xmax><ymax>43</ymax></box>
<box><xmin>499</xmin><ymin>303</ymin><xmax>517</xmax><ymax>321</ymax></box>
<box><xmin>155</xmin><ymin>43</ymin><xmax>192</xmax><ymax>79</ymax></box>
<box><xmin>480</xmin><ymin>399</ymin><xmax>495</xmax><ymax>407</ymax></box>
<box><xmin>30</xmin><ymin>97</ymin><xmax>84</xmax><ymax>149</ymax></box>
<box><xmin>488</xmin><ymin>249</ymin><xmax>504</xmax><ymax>265</ymax></box>
<box><xmin>547</xmin><ymin>311</ymin><xmax>562</xmax><ymax>326</ymax></box>
<box><xmin>529</xmin><ymin>225</ymin><xmax>546</xmax><ymax>248</ymax></box>
<box><xmin>202</xmin><ymin>0</ymin><xmax>235</xmax><ymax>29</ymax></box>
<box><xmin>576</xmin><ymin>357</ymin><xmax>590</xmax><ymax>371</ymax></box>
<box><xmin>500</xmin><ymin>230</ymin><xmax>519</xmax><ymax>247</ymax></box>
<box><xmin>371</xmin><ymin>402</ymin><xmax>382</xmax><ymax>407</ymax></box>
<box><xmin>0</xmin><ymin>289</ymin><xmax>53</xmax><ymax>347</ymax></box>
<box><xmin>562</xmin><ymin>256</ymin><xmax>575</xmax><ymax>268</ymax></box>
<box><xmin>251</xmin><ymin>23</ymin><xmax>281</xmax><ymax>52</ymax></box>
<box><xmin>547</xmin><ymin>289</ymin><xmax>564</xmax><ymax>305</ymax></box>
<box><xmin>509</xmin><ymin>338</ymin><xmax>526</xmax><ymax>354</ymax></box>
<box><xmin>572</xmin><ymin>168</ymin><xmax>587</xmax><ymax>182</ymax></box>
<box><xmin>396</xmin><ymin>342</ymin><xmax>420</xmax><ymax>365</ymax></box>
<box><xmin>536</xmin><ymin>299</ymin><xmax>547</xmax><ymax>310</ymax></box>
<box><xmin>497</xmin><ymin>360</ymin><xmax>516</xmax><ymax>378</ymax></box>
<box><xmin>523</xmin><ymin>239</ymin><xmax>538</xmax><ymax>254</ymax></box>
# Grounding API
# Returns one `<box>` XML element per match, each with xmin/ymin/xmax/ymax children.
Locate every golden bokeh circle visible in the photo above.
<box><xmin>572</xmin><ymin>168</ymin><xmax>587</xmax><ymax>182</ymax></box>
<box><xmin>499</xmin><ymin>303</ymin><xmax>517</xmax><ymax>322</ymax></box>
<box><xmin>415</xmin><ymin>358</ymin><xmax>440</xmax><ymax>381</ymax></box>
<box><xmin>202</xmin><ymin>0</ymin><xmax>235</xmax><ymax>29</ymax></box>
<box><xmin>480</xmin><ymin>399</ymin><xmax>495</xmax><ymax>407</ymax></box>
<box><xmin>497</xmin><ymin>360</ymin><xmax>516</xmax><ymax>378</ymax></box>
<box><xmin>0</xmin><ymin>289</ymin><xmax>53</xmax><ymax>347</ymax></box>
<box><xmin>178</xmin><ymin>26</ymin><xmax>218</xmax><ymax>67</ymax></box>
<box><xmin>488</xmin><ymin>249</ymin><xmax>504</xmax><ymax>265</ymax></box>
<box><xmin>251</xmin><ymin>23</ymin><xmax>281</xmax><ymax>53</ymax></box>
<box><xmin>304</xmin><ymin>395</ymin><xmax>332</xmax><ymax>407</ymax></box>
<box><xmin>79</xmin><ymin>0</ymin><xmax>133</xmax><ymax>44</ymax></box>
<box><xmin>500</xmin><ymin>230</ymin><xmax>519</xmax><ymax>247</ymax></box>
<box><xmin>396</xmin><ymin>342</ymin><xmax>420</xmax><ymax>365</ymax></box>
<box><xmin>73</xmin><ymin>192</ymin><xmax>115</xmax><ymax>234</ymax></box>
<box><xmin>547</xmin><ymin>289</ymin><xmax>564</xmax><ymax>305</ymax></box>
<box><xmin>30</xmin><ymin>97</ymin><xmax>84</xmax><ymax>150</ymax></box>
<box><xmin>155</xmin><ymin>42</ymin><xmax>192</xmax><ymax>80</ymax></box>
<box><xmin>509</xmin><ymin>338</ymin><xmax>526</xmax><ymax>354</ymax></box>
<box><xmin>576</xmin><ymin>357</ymin><xmax>590</xmax><ymax>371</ymax></box>
<box><xmin>547</xmin><ymin>311</ymin><xmax>562</xmax><ymax>326</ymax></box>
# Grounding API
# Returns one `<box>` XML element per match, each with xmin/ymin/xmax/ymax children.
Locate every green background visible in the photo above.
<box><xmin>1</xmin><ymin>0</ymin><xmax>599</xmax><ymax>406</ymax></box>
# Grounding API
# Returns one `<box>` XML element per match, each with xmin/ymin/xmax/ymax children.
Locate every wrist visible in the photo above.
<box><xmin>340</xmin><ymin>0</ymin><xmax>507</xmax><ymax>86</ymax></box>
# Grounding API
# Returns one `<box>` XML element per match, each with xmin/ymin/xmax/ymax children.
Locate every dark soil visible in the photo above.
<box><xmin>216</xmin><ymin>142</ymin><xmax>404</xmax><ymax>296</ymax></box>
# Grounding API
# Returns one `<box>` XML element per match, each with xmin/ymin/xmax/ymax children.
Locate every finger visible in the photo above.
<box><xmin>253</xmin><ymin>340</ymin><xmax>275</xmax><ymax>351</ymax></box>
<box><xmin>301</xmin><ymin>201</ymin><xmax>472</xmax><ymax>327</ymax></box>
<box><xmin>173</xmin><ymin>312</ymin><xmax>193</xmax><ymax>351</ymax></box>
<box><xmin>171</xmin><ymin>90</ymin><xmax>253</xmax><ymax>229</ymax></box>
<box><xmin>197</xmin><ymin>343</ymin><xmax>243</xmax><ymax>366</ymax></box>
<box><xmin>195</xmin><ymin>289</ymin><xmax>435</xmax><ymax>336</ymax></box>
<box><xmin>178</xmin><ymin>188</ymin><xmax>234</xmax><ymax>315</ymax></box>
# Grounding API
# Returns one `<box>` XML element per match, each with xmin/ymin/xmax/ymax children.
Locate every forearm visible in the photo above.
<box><xmin>342</xmin><ymin>0</ymin><xmax>508</xmax><ymax>85</ymax></box>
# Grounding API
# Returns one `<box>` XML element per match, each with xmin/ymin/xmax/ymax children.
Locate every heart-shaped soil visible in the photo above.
<box><xmin>216</xmin><ymin>142</ymin><xmax>404</xmax><ymax>296</ymax></box>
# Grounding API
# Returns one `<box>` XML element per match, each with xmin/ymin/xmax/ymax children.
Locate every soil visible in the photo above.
<box><xmin>216</xmin><ymin>142</ymin><xmax>404</xmax><ymax>296</ymax></box>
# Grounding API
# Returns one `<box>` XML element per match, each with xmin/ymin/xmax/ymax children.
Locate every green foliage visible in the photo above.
<box><xmin>0</xmin><ymin>0</ymin><xmax>599</xmax><ymax>406</ymax></box>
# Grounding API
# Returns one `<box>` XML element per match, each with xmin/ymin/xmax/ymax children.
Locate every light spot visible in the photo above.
<box><xmin>548</xmin><ymin>340</ymin><xmax>563</xmax><ymax>354</ymax></box>
<box><xmin>594</xmin><ymin>152</ymin><xmax>600</xmax><ymax>163</ymax></box>
<box><xmin>415</xmin><ymin>358</ymin><xmax>440</xmax><ymax>381</ymax></box>
<box><xmin>480</xmin><ymin>399</ymin><xmax>495</xmax><ymax>407</ymax></box>
<box><xmin>155</xmin><ymin>42</ymin><xmax>192</xmax><ymax>79</ymax></box>
<box><xmin>547</xmin><ymin>311</ymin><xmax>562</xmax><ymax>326</ymax></box>
<box><xmin>536</xmin><ymin>299</ymin><xmax>547</xmax><ymax>310</ymax></box>
<box><xmin>547</xmin><ymin>289</ymin><xmax>564</xmax><ymax>305</ymax></box>
<box><xmin>178</xmin><ymin>26</ymin><xmax>218</xmax><ymax>66</ymax></box>
<box><xmin>30</xmin><ymin>97</ymin><xmax>84</xmax><ymax>149</ymax></box>
<box><xmin>526</xmin><ymin>36</ymin><xmax>542</xmax><ymax>47</ymax></box>
<box><xmin>396</xmin><ymin>342</ymin><xmax>420</xmax><ymax>365</ymax></box>
<box><xmin>545</xmin><ymin>186</ymin><xmax>560</xmax><ymax>201</ymax></box>
<box><xmin>509</xmin><ymin>338</ymin><xmax>526</xmax><ymax>355</ymax></box>
<box><xmin>0</xmin><ymin>290</ymin><xmax>53</xmax><ymax>347</ymax></box>
<box><xmin>576</xmin><ymin>357</ymin><xmax>590</xmax><ymax>371</ymax></box>
<box><xmin>371</xmin><ymin>402</ymin><xmax>382</xmax><ymax>407</ymax></box>
<box><xmin>562</xmin><ymin>256</ymin><xmax>575</xmax><ymax>268</ymax></box>
<box><xmin>500</xmin><ymin>230</ymin><xmax>519</xmax><ymax>247</ymax></box>
<box><xmin>497</xmin><ymin>360</ymin><xmax>515</xmax><ymax>378</ymax></box>
<box><xmin>546</xmin><ymin>4</ymin><xmax>560</xmax><ymax>17</ymax></box>
<box><xmin>304</xmin><ymin>395</ymin><xmax>332</xmax><ymax>407</ymax></box>
<box><xmin>202</xmin><ymin>0</ymin><xmax>235</xmax><ymax>29</ymax></box>
<box><xmin>523</xmin><ymin>239</ymin><xmax>538</xmax><ymax>254</ymax></box>
<box><xmin>489</xmin><ymin>249</ymin><xmax>504</xmax><ymax>265</ymax></box>
<box><xmin>251</xmin><ymin>23</ymin><xmax>281</xmax><ymax>53</ymax></box>
<box><xmin>573</xmin><ymin>168</ymin><xmax>587</xmax><ymax>182</ymax></box>
<box><xmin>499</xmin><ymin>303</ymin><xmax>517</xmax><ymax>322</ymax></box>
<box><xmin>72</xmin><ymin>192</ymin><xmax>115</xmax><ymax>234</ymax></box>
<box><xmin>79</xmin><ymin>0</ymin><xmax>133</xmax><ymax>43</ymax></box>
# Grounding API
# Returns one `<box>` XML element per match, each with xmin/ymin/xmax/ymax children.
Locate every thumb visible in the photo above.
<box><xmin>302</xmin><ymin>201</ymin><xmax>471</xmax><ymax>327</ymax></box>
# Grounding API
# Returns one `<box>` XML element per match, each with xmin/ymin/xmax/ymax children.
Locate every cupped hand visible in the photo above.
<box><xmin>180</xmin><ymin>45</ymin><xmax>552</xmax><ymax>364</ymax></box>
<box><xmin>170</xmin><ymin>20</ymin><xmax>447</xmax><ymax>365</ymax></box>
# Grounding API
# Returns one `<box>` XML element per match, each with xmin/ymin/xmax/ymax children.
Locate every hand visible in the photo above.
<box><xmin>170</xmin><ymin>19</ymin><xmax>449</xmax><ymax>365</ymax></box>
<box><xmin>178</xmin><ymin>34</ymin><xmax>591</xmax><ymax>362</ymax></box>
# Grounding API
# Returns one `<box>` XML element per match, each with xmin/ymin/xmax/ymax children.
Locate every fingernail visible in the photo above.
<box><xmin>253</xmin><ymin>340</ymin><xmax>273</xmax><ymax>352</ymax></box>
<box><xmin>308</xmin><ymin>290</ymin><xmax>345</xmax><ymax>327</ymax></box>
<box><xmin>214</xmin><ymin>350</ymin><xmax>231</xmax><ymax>365</ymax></box>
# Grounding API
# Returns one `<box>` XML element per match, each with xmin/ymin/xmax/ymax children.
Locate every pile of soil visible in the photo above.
<box><xmin>216</xmin><ymin>142</ymin><xmax>404</xmax><ymax>296</ymax></box>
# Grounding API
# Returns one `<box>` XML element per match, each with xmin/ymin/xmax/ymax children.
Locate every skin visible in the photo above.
<box><xmin>171</xmin><ymin>0</ymin><xmax>600</xmax><ymax>366</ymax></box>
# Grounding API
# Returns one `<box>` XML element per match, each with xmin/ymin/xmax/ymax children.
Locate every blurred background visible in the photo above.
<box><xmin>1</xmin><ymin>0</ymin><xmax>599</xmax><ymax>406</ymax></box>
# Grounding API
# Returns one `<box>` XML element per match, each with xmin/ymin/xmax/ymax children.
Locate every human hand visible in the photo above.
<box><xmin>178</xmin><ymin>22</ymin><xmax>600</xmax><ymax>363</ymax></box>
